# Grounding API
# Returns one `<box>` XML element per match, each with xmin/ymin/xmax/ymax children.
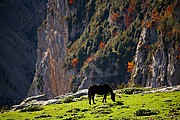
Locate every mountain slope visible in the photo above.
<box><xmin>0</xmin><ymin>0</ymin><xmax>47</xmax><ymax>107</ymax></box>
<box><xmin>29</xmin><ymin>0</ymin><xmax>180</xmax><ymax>98</ymax></box>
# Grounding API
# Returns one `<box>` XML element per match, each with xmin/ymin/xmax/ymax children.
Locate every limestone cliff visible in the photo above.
<box><xmin>29</xmin><ymin>0</ymin><xmax>180</xmax><ymax>98</ymax></box>
<box><xmin>29</xmin><ymin>0</ymin><xmax>71</xmax><ymax>97</ymax></box>
<box><xmin>131</xmin><ymin>1</ymin><xmax>180</xmax><ymax>87</ymax></box>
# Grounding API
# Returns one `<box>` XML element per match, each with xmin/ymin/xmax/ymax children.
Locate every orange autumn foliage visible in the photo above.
<box><xmin>128</xmin><ymin>0</ymin><xmax>136</xmax><ymax>12</ymax></box>
<box><xmin>110</xmin><ymin>13</ymin><xmax>119</xmax><ymax>22</ymax></box>
<box><xmin>144</xmin><ymin>44</ymin><xmax>150</xmax><ymax>49</ymax></box>
<box><xmin>127</xmin><ymin>62</ymin><xmax>134</xmax><ymax>72</ymax></box>
<box><xmin>99</xmin><ymin>41</ymin><xmax>105</xmax><ymax>49</ymax></box>
<box><xmin>72</xmin><ymin>58</ymin><xmax>78</xmax><ymax>68</ymax></box>
<box><xmin>86</xmin><ymin>56</ymin><xmax>93</xmax><ymax>62</ymax></box>
<box><xmin>164</xmin><ymin>5</ymin><xmax>173</xmax><ymax>16</ymax></box>
<box><xmin>69</xmin><ymin>0</ymin><xmax>73</xmax><ymax>4</ymax></box>
<box><xmin>124</xmin><ymin>13</ymin><xmax>132</xmax><ymax>27</ymax></box>
<box><xmin>146</xmin><ymin>21</ymin><xmax>152</xmax><ymax>28</ymax></box>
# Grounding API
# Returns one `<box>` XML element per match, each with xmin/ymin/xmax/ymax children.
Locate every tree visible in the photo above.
<box><xmin>124</xmin><ymin>13</ymin><xmax>132</xmax><ymax>27</ymax></box>
<box><xmin>69</xmin><ymin>0</ymin><xmax>73</xmax><ymax>4</ymax></box>
<box><xmin>127</xmin><ymin>62</ymin><xmax>134</xmax><ymax>72</ymax></box>
<box><xmin>110</xmin><ymin>13</ymin><xmax>119</xmax><ymax>21</ymax></box>
<box><xmin>164</xmin><ymin>5</ymin><xmax>173</xmax><ymax>17</ymax></box>
<box><xmin>72</xmin><ymin>58</ymin><xmax>78</xmax><ymax>68</ymax></box>
<box><xmin>99</xmin><ymin>41</ymin><xmax>105</xmax><ymax>49</ymax></box>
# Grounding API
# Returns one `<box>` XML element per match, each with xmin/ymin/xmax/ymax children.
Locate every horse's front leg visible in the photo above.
<box><xmin>92</xmin><ymin>94</ymin><xmax>96</xmax><ymax>104</ymax></box>
<box><xmin>102</xmin><ymin>94</ymin><xmax>107</xmax><ymax>103</ymax></box>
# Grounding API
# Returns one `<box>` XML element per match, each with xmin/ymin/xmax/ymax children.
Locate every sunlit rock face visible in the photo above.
<box><xmin>29</xmin><ymin>0</ymin><xmax>70</xmax><ymax>97</ymax></box>
<box><xmin>132</xmin><ymin>2</ymin><xmax>180</xmax><ymax>87</ymax></box>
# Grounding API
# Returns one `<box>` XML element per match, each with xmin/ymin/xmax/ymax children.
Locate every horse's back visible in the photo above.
<box><xmin>88</xmin><ymin>83</ymin><xmax>111</xmax><ymax>95</ymax></box>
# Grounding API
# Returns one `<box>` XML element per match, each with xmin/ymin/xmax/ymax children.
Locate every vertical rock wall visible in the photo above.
<box><xmin>29</xmin><ymin>0</ymin><xmax>71</xmax><ymax>97</ymax></box>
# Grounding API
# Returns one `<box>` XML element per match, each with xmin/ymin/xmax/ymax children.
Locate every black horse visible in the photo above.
<box><xmin>88</xmin><ymin>83</ymin><xmax>115</xmax><ymax>105</ymax></box>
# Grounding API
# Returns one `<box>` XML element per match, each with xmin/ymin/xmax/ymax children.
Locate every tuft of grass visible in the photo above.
<box><xmin>34</xmin><ymin>114</ymin><xmax>52</xmax><ymax>118</ymax></box>
<box><xmin>121</xmin><ymin>87</ymin><xmax>144</xmax><ymax>94</ymax></box>
<box><xmin>19</xmin><ymin>104</ymin><xmax>43</xmax><ymax>112</ymax></box>
<box><xmin>57</xmin><ymin>95</ymin><xmax>75</xmax><ymax>104</ymax></box>
<box><xmin>135</xmin><ymin>109</ymin><xmax>159</xmax><ymax>116</ymax></box>
<box><xmin>66</xmin><ymin>107</ymin><xmax>81</xmax><ymax>113</ymax></box>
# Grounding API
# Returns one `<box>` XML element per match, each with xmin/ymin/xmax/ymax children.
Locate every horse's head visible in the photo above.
<box><xmin>111</xmin><ymin>93</ymin><xmax>115</xmax><ymax>102</ymax></box>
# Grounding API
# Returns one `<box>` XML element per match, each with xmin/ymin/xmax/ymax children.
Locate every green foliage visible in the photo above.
<box><xmin>135</xmin><ymin>109</ymin><xmax>159</xmax><ymax>116</ymax></box>
<box><xmin>67</xmin><ymin>107</ymin><xmax>80</xmax><ymax>113</ymax></box>
<box><xmin>37</xmin><ymin>19</ymin><xmax>47</xmax><ymax>31</ymax></box>
<box><xmin>0</xmin><ymin>106</ymin><xmax>10</xmax><ymax>113</ymax></box>
<box><xmin>34</xmin><ymin>114</ymin><xmax>52</xmax><ymax>119</ymax></box>
<box><xmin>120</xmin><ymin>87</ymin><xmax>144</xmax><ymax>94</ymax></box>
<box><xmin>57</xmin><ymin>96</ymin><xmax>75</xmax><ymax>104</ymax></box>
<box><xmin>20</xmin><ymin>104</ymin><xmax>43</xmax><ymax>112</ymax></box>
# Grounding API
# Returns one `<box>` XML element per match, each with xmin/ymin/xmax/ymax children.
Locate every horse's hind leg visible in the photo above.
<box><xmin>92</xmin><ymin>94</ymin><xmax>96</xmax><ymax>104</ymax></box>
<box><xmin>88</xmin><ymin>95</ymin><xmax>91</xmax><ymax>105</ymax></box>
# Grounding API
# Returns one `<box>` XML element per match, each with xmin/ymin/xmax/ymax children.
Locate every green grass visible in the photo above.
<box><xmin>0</xmin><ymin>91</ymin><xmax>180</xmax><ymax>120</ymax></box>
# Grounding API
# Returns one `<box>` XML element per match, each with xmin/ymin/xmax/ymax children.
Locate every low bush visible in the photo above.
<box><xmin>0</xmin><ymin>106</ymin><xmax>10</xmax><ymax>113</ymax></box>
<box><xmin>34</xmin><ymin>114</ymin><xmax>52</xmax><ymax>118</ymax></box>
<box><xmin>122</xmin><ymin>88</ymin><xmax>144</xmax><ymax>94</ymax></box>
<box><xmin>67</xmin><ymin>108</ymin><xmax>81</xmax><ymax>113</ymax></box>
<box><xmin>64</xmin><ymin>96</ymin><xmax>75</xmax><ymax>103</ymax></box>
<box><xmin>20</xmin><ymin>105</ymin><xmax>43</xmax><ymax>112</ymax></box>
<box><xmin>57</xmin><ymin>96</ymin><xmax>75</xmax><ymax>104</ymax></box>
<box><xmin>135</xmin><ymin>109</ymin><xmax>159</xmax><ymax>116</ymax></box>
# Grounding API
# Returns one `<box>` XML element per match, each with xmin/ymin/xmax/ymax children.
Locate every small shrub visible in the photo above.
<box><xmin>63</xmin><ymin>114</ymin><xmax>85</xmax><ymax>120</ymax></box>
<box><xmin>91</xmin><ymin>108</ymin><xmax>112</xmax><ymax>114</ymax></box>
<box><xmin>91</xmin><ymin>105</ymin><xmax>112</xmax><ymax>114</ymax></box>
<box><xmin>55</xmin><ymin>115</ymin><xmax>63</xmax><ymax>118</ymax></box>
<box><xmin>67</xmin><ymin>108</ymin><xmax>80</xmax><ymax>113</ymax></box>
<box><xmin>167</xmin><ymin>108</ymin><xmax>180</xmax><ymax>116</ymax></box>
<box><xmin>121</xmin><ymin>105</ymin><xmax>129</xmax><ymax>108</ymax></box>
<box><xmin>122</xmin><ymin>88</ymin><xmax>144</xmax><ymax>94</ymax></box>
<box><xmin>81</xmin><ymin>108</ymin><xmax>89</xmax><ymax>112</ymax></box>
<box><xmin>135</xmin><ymin>109</ymin><xmax>159</xmax><ymax>116</ymax></box>
<box><xmin>34</xmin><ymin>114</ymin><xmax>52</xmax><ymax>119</ymax></box>
<box><xmin>57</xmin><ymin>96</ymin><xmax>75</xmax><ymax>104</ymax></box>
<box><xmin>0</xmin><ymin>106</ymin><xmax>10</xmax><ymax>113</ymax></box>
<box><xmin>20</xmin><ymin>105</ymin><xmax>43</xmax><ymax>112</ymax></box>
<box><xmin>164</xmin><ymin>99</ymin><xmax>172</xmax><ymax>102</ymax></box>
<box><xmin>64</xmin><ymin>96</ymin><xmax>75</xmax><ymax>103</ymax></box>
<box><xmin>118</xmin><ymin>82</ymin><xmax>128</xmax><ymax>89</ymax></box>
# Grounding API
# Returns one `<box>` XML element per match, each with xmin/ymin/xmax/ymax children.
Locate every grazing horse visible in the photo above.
<box><xmin>88</xmin><ymin>83</ymin><xmax>115</xmax><ymax>105</ymax></box>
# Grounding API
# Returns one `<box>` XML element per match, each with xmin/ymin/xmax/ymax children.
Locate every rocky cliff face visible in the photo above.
<box><xmin>29</xmin><ymin>0</ymin><xmax>71</xmax><ymax>97</ymax></box>
<box><xmin>29</xmin><ymin>0</ymin><xmax>180</xmax><ymax>98</ymax></box>
<box><xmin>0</xmin><ymin>0</ymin><xmax>47</xmax><ymax>107</ymax></box>
<box><xmin>131</xmin><ymin>1</ymin><xmax>180</xmax><ymax>87</ymax></box>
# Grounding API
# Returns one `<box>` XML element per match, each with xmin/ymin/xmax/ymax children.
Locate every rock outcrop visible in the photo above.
<box><xmin>28</xmin><ymin>0</ymin><xmax>72</xmax><ymax>97</ymax></box>
<box><xmin>131</xmin><ymin>1</ymin><xmax>180</xmax><ymax>87</ymax></box>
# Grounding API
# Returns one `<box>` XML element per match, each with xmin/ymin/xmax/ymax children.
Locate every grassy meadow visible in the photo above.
<box><xmin>0</xmin><ymin>88</ymin><xmax>180</xmax><ymax>120</ymax></box>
